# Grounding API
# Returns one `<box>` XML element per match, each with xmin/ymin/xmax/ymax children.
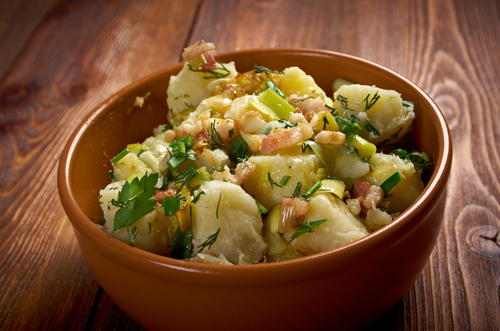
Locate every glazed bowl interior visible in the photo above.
<box><xmin>58</xmin><ymin>49</ymin><xmax>452</xmax><ymax>330</ymax></box>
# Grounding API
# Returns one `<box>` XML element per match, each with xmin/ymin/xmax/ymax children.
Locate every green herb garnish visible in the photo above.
<box><xmin>356</xmin><ymin>91</ymin><xmax>380</xmax><ymax>111</ymax></box>
<box><xmin>256</xmin><ymin>200</ymin><xmax>268</xmax><ymax>214</ymax></box>
<box><xmin>188</xmin><ymin>62</ymin><xmax>231</xmax><ymax>80</ymax></box>
<box><xmin>280</xmin><ymin>175</ymin><xmax>291</xmax><ymax>186</ymax></box>
<box><xmin>163</xmin><ymin>197</ymin><xmax>181</xmax><ymax>216</ymax></box>
<box><xmin>380</xmin><ymin>172</ymin><xmax>402</xmax><ymax>195</ymax></box>
<box><xmin>390</xmin><ymin>148</ymin><xmax>433</xmax><ymax>170</ymax></box>
<box><xmin>127</xmin><ymin>226</ymin><xmax>138</xmax><ymax>246</ymax></box>
<box><xmin>364</xmin><ymin>119</ymin><xmax>380</xmax><ymax>137</ymax></box>
<box><xmin>254</xmin><ymin>64</ymin><xmax>285</xmax><ymax>78</ymax></box>
<box><xmin>209</xmin><ymin>121</ymin><xmax>229</xmax><ymax>149</ymax></box>
<box><xmin>229</xmin><ymin>136</ymin><xmax>252</xmax><ymax>164</ymax></box>
<box><xmin>197</xmin><ymin>228</ymin><xmax>220</xmax><ymax>253</ymax></box>
<box><xmin>192</xmin><ymin>190</ymin><xmax>206</xmax><ymax>204</ymax></box>
<box><xmin>169</xmin><ymin>227</ymin><xmax>192</xmax><ymax>259</ymax></box>
<box><xmin>216</xmin><ymin>193</ymin><xmax>222</xmax><ymax>219</ymax></box>
<box><xmin>267</xmin><ymin>173</ymin><xmax>283</xmax><ymax>189</ymax></box>
<box><xmin>110</xmin><ymin>148</ymin><xmax>130</xmax><ymax>163</ymax></box>
<box><xmin>111</xmin><ymin>172</ymin><xmax>158</xmax><ymax>231</ymax></box>
<box><xmin>287</xmin><ymin>218</ymin><xmax>328</xmax><ymax>245</ymax></box>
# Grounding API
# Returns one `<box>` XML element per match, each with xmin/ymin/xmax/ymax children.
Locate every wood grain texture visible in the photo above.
<box><xmin>0</xmin><ymin>0</ymin><xmax>200</xmax><ymax>329</ymax></box>
<box><xmin>0</xmin><ymin>0</ymin><xmax>499</xmax><ymax>329</ymax></box>
<box><xmin>0</xmin><ymin>0</ymin><xmax>55</xmax><ymax>81</ymax></box>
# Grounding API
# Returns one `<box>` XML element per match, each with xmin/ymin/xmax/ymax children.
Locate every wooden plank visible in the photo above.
<box><xmin>0</xmin><ymin>0</ymin><xmax>55</xmax><ymax>81</ymax></box>
<box><xmin>0</xmin><ymin>0</ymin><xmax>200</xmax><ymax>329</ymax></box>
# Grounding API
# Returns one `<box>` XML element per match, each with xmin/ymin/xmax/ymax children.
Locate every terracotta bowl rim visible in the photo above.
<box><xmin>58</xmin><ymin>48</ymin><xmax>452</xmax><ymax>280</ymax></box>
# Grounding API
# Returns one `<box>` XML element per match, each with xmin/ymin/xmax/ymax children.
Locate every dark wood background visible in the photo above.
<box><xmin>1</xmin><ymin>0</ymin><xmax>499</xmax><ymax>329</ymax></box>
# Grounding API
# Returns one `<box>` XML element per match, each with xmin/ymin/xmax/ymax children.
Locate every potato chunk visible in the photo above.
<box><xmin>332</xmin><ymin>84</ymin><xmax>415</xmax><ymax>144</ymax></box>
<box><xmin>243</xmin><ymin>154</ymin><xmax>323</xmax><ymax>209</ymax></box>
<box><xmin>360</xmin><ymin>153</ymin><xmax>425</xmax><ymax>212</ymax></box>
<box><xmin>191</xmin><ymin>181</ymin><xmax>267</xmax><ymax>264</ymax></box>
<box><xmin>167</xmin><ymin>62</ymin><xmax>237</xmax><ymax>125</ymax></box>
<box><xmin>279</xmin><ymin>67</ymin><xmax>333</xmax><ymax>106</ymax></box>
<box><xmin>286</xmin><ymin>195</ymin><xmax>369</xmax><ymax>255</ymax></box>
<box><xmin>99</xmin><ymin>181</ymin><xmax>176</xmax><ymax>255</ymax></box>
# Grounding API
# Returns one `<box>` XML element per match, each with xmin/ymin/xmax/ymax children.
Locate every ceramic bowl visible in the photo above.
<box><xmin>58</xmin><ymin>49</ymin><xmax>452</xmax><ymax>331</ymax></box>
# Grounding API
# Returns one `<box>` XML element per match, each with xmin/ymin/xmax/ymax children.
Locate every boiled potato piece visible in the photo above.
<box><xmin>191</xmin><ymin>181</ymin><xmax>267</xmax><ymax>264</ymax></box>
<box><xmin>167</xmin><ymin>62</ymin><xmax>238</xmax><ymax>125</ymax></box>
<box><xmin>360</xmin><ymin>153</ymin><xmax>425</xmax><ymax>212</ymax></box>
<box><xmin>286</xmin><ymin>195</ymin><xmax>369</xmax><ymax>255</ymax></box>
<box><xmin>364</xmin><ymin>209</ymin><xmax>393</xmax><ymax>232</ymax></box>
<box><xmin>112</xmin><ymin>153</ymin><xmax>150</xmax><ymax>181</ymax></box>
<box><xmin>99</xmin><ymin>181</ymin><xmax>177</xmax><ymax>255</ymax></box>
<box><xmin>279</xmin><ymin>67</ymin><xmax>334</xmax><ymax>106</ymax></box>
<box><xmin>332</xmin><ymin>84</ymin><xmax>415</xmax><ymax>144</ymax></box>
<box><xmin>243</xmin><ymin>154</ymin><xmax>323</xmax><ymax>209</ymax></box>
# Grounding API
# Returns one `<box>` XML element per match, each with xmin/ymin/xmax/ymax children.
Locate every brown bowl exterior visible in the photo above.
<box><xmin>58</xmin><ymin>49</ymin><xmax>452</xmax><ymax>331</ymax></box>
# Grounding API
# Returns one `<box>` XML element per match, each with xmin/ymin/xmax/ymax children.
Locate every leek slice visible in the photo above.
<box><xmin>249</xmin><ymin>87</ymin><xmax>295</xmax><ymax>121</ymax></box>
<box><xmin>317</xmin><ymin>178</ymin><xmax>345</xmax><ymax>199</ymax></box>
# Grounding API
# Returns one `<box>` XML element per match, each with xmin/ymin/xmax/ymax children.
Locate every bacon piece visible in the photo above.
<box><xmin>260</xmin><ymin>123</ymin><xmax>313</xmax><ymax>154</ymax></box>
<box><xmin>182</xmin><ymin>39</ymin><xmax>217</xmax><ymax>71</ymax></box>
<box><xmin>351</xmin><ymin>181</ymin><xmax>371</xmax><ymax>199</ymax></box>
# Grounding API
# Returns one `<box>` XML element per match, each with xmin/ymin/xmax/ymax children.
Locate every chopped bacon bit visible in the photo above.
<box><xmin>351</xmin><ymin>181</ymin><xmax>371</xmax><ymax>199</ymax></box>
<box><xmin>260</xmin><ymin>123</ymin><xmax>313</xmax><ymax>154</ymax></box>
<box><xmin>182</xmin><ymin>40</ymin><xmax>217</xmax><ymax>71</ymax></box>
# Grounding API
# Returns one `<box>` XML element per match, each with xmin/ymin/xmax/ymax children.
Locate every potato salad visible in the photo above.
<box><xmin>98</xmin><ymin>41</ymin><xmax>432</xmax><ymax>265</ymax></box>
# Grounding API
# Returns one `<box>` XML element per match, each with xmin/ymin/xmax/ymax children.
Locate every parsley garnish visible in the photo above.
<box><xmin>111</xmin><ymin>173</ymin><xmax>158</xmax><ymax>231</ymax></box>
<box><xmin>287</xmin><ymin>219</ymin><xmax>328</xmax><ymax>245</ymax></box>
<box><xmin>169</xmin><ymin>227</ymin><xmax>192</xmax><ymax>259</ymax></box>
<box><xmin>163</xmin><ymin>197</ymin><xmax>181</xmax><ymax>216</ymax></box>
<box><xmin>162</xmin><ymin>124</ymin><xmax>174</xmax><ymax>132</ymax></box>
<box><xmin>197</xmin><ymin>228</ymin><xmax>220</xmax><ymax>253</ymax></box>
<box><xmin>167</xmin><ymin>135</ymin><xmax>197</xmax><ymax>170</ymax></box>
<box><xmin>229</xmin><ymin>136</ymin><xmax>252</xmax><ymax>164</ymax></box>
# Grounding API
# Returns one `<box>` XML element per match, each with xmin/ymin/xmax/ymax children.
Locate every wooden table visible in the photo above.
<box><xmin>1</xmin><ymin>0</ymin><xmax>499</xmax><ymax>329</ymax></box>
